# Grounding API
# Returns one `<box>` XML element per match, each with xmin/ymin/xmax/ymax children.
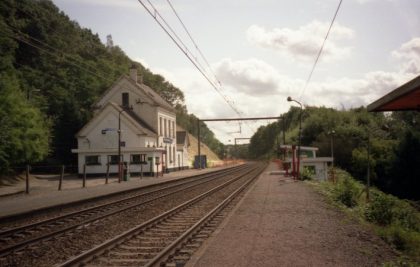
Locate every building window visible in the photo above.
<box><xmin>172</xmin><ymin>121</ymin><xmax>175</xmax><ymax>138</ymax></box>
<box><xmin>173</xmin><ymin>147</ymin><xmax>176</xmax><ymax>163</ymax></box>
<box><xmin>131</xmin><ymin>154</ymin><xmax>146</xmax><ymax>164</ymax></box>
<box><xmin>85</xmin><ymin>155</ymin><xmax>100</xmax><ymax>165</ymax></box>
<box><xmin>159</xmin><ymin>117</ymin><xmax>163</xmax><ymax>136</ymax></box>
<box><xmin>132</xmin><ymin>154</ymin><xmax>138</xmax><ymax>164</ymax></box>
<box><xmin>122</xmin><ymin>92</ymin><xmax>129</xmax><ymax>108</ymax></box>
<box><xmin>169</xmin><ymin>145</ymin><xmax>172</xmax><ymax>163</ymax></box>
<box><xmin>164</xmin><ymin>118</ymin><xmax>167</xmax><ymax>137</ymax></box>
<box><xmin>108</xmin><ymin>155</ymin><xmax>120</xmax><ymax>165</ymax></box>
<box><xmin>168</xmin><ymin>121</ymin><xmax>171</xmax><ymax>138</ymax></box>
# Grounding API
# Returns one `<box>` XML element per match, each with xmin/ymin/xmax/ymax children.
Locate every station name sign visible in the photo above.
<box><xmin>163</xmin><ymin>137</ymin><xmax>173</xmax><ymax>144</ymax></box>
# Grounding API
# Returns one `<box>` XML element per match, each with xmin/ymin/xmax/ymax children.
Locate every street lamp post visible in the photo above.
<box><xmin>328</xmin><ymin>130</ymin><xmax>336</xmax><ymax>183</ymax></box>
<box><xmin>118</xmin><ymin>109</ymin><xmax>124</xmax><ymax>183</ymax></box>
<box><xmin>118</xmin><ymin>107</ymin><xmax>132</xmax><ymax>183</ymax></box>
<box><xmin>287</xmin><ymin>96</ymin><xmax>303</xmax><ymax>180</ymax></box>
<box><xmin>366</xmin><ymin>131</ymin><xmax>371</xmax><ymax>202</ymax></box>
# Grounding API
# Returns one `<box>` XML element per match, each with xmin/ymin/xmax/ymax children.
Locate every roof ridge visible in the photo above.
<box><xmin>124</xmin><ymin>76</ymin><xmax>175</xmax><ymax>112</ymax></box>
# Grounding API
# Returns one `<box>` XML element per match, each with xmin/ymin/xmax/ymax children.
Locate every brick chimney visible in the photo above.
<box><xmin>129</xmin><ymin>64</ymin><xmax>137</xmax><ymax>83</ymax></box>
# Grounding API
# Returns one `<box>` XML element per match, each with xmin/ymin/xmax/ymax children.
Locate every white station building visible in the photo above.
<box><xmin>72</xmin><ymin>67</ymin><xmax>189</xmax><ymax>176</ymax></box>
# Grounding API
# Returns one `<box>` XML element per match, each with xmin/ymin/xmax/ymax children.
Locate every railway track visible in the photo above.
<box><xmin>0</xmin><ymin>164</ymin><xmax>253</xmax><ymax>262</ymax></box>
<box><xmin>58</xmin><ymin>162</ymin><xmax>266</xmax><ymax>267</ymax></box>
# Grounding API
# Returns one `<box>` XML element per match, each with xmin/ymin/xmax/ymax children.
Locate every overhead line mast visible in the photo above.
<box><xmin>196</xmin><ymin>116</ymin><xmax>282</xmax><ymax>168</ymax></box>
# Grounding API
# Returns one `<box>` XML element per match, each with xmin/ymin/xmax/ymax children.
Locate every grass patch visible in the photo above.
<box><xmin>307</xmin><ymin>168</ymin><xmax>420</xmax><ymax>263</ymax></box>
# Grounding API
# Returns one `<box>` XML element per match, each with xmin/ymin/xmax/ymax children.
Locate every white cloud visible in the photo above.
<box><xmin>392</xmin><ymin>37</ymin><xmax>420</xmax><ymax>74</ymax></box>
<box><xmin>304</xmin><ymin>71</ymin><xmax>414</xmax><ymax>108</ymax></box>
<box><xmin>246</xmin><ymin>21</ymin><xmax>354</xmax><ymax>62</ymax></box>
<box><xmin>136</xmin><ymin>37</ymin><xmax>419</xmax><ymax>143</ymax></box>
<box><xmin>213</xmin><ymin>58</ymin><xmax>301</xmax><ymax>96</ymax></box>
<box><xmin>356</xmin><ymin>0</ymin><xmax>395</xmax><ymax>4</ymax></box>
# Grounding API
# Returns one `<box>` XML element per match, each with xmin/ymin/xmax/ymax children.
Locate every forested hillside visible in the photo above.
<box><xmin>0</xmin><ymin>0</ymin><xmax>223</xmax><ymax>175</ymax></box>
<box><xmin>248</xmin><ymin>106</ymin><xmax>420</xmax><ymax>200</ymax></box>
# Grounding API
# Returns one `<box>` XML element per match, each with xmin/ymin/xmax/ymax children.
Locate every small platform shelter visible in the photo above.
<box><xmin>281</xmin><ymin>145</ymin><xmax>333</xmax><ymax>180</ymax></box>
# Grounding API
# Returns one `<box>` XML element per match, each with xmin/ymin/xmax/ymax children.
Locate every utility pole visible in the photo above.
<box><xmin>366</xmin><ymin>132</ymin><xmax>371</xmax><ymax>201</ymax></box>
<box><xmin>197</xmin><ymin>119</ymin><xmax>201</xmax><ymax>169</ymax></box>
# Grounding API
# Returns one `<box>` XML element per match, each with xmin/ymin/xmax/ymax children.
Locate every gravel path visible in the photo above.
<box><xmin>190</xmin><ymin>163</ymin><xmax>397</xmax><ymax>267</ymax></box>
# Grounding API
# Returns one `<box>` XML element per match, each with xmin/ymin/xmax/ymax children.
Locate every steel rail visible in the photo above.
<box><xmin>0</xmin><ymin>164</ymin><xmax>243</xmax><ymax>223</ymax></box>
<box><xmin>0</xmin><ymin>165</ymin><xmax>252</xmax><ymax>258</ymax></box>
<box><xmin>0</xmin><ymin>164</ymin><xmax>244</xmax><ymax>237</ymax></box>
<box><xmin>145</xmin><ymin>164</ymin><xmax>266</xmax><ymax>266</ymax></box>
<box><xmin>57</xmin><ymin>163</ymin><xmax>262</xmax><ymax>267</ymax></box>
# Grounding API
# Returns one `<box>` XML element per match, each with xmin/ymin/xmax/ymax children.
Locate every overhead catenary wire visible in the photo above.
<box><xmin>136</xmin><ymin>0</ymin><xmax>246</xmax><ymax>121</ymax></box>
<box><xmin>5</xmin><ymin>31</ymin><xmax>113</xmax><ymax>83</ymax></box>
<box><xmin>298</xmin><ymin>0</ymin><xmax>343</xmax><ymax>101</ymax></box>
<box><xmin>138</xmin><ymin>0</ymin><xmax>257</xmax><ymax>135</ymax></box>
<box><xmin>165</xmin><ymin>0</ymin><xmax>220</xmax><ymax>85</ymax></box>
<box><xmin>7</xmin><ymin>6</ymin><xmax>114</xmax><ymax>77</ymax></box>
<box><xmin>164</xmin><ymin>0</ymin><xmax>256</xmax><ymax>135</ymax></box>
<box><xmin>2</xmin><ymin>24</ymin><xmax>115</xmax><ymax>84</ymax></box>
<box><xmin>5</xmin><ymin>24</ymin><xmax>110</xmax><ymax>81</ymax></box>
<box><xmin>144</xmin><ymin>0</ymin><xmax>208</xmax><ymax>74</ymax></box>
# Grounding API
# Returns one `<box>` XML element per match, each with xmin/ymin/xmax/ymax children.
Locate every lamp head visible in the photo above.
<box><xmin>287</xmin><ymin>96</ymin><xmax>292</xmax><ymax>102</ymax></box>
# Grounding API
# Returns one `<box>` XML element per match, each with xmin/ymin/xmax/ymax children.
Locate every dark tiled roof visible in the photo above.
<box><xmin>124</xmin><ymin>108</ymin><xmax>157</xmax><ymax>136</ymax></box>
<box><xmin>125</xmin><ymin>76</ymin><xmax>174</xmax><ymax>112</ymax></box>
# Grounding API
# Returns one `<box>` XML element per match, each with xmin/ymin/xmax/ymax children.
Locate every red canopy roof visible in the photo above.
<box><xmin>367</xmin><ymin>75</ymin><xmax>420</xmax><ymax>112</ymax></box>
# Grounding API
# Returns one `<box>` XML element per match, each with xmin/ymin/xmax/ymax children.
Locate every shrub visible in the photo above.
<box><xmin>301</xmin><ymin>167</ymin><xmax>315</xmax><ymax>181</ymax></box>
<box><xmin>378</xmin><ymin>225</ymin><xmax>420</xmax><ymax>259</ymax></box>
<box><xmin>365</xmin><ymin>192</ymin><xmax>396</xmax><ymax>226</ymax></box>
<box><xmin>393</xmin><ymin>201</ymin><xmax>420</xmax><ymax>232</ymax></box>
<box><xmin>333</xmin><ymin>176</ymin><xmax>361</xmax><ymax>208</ymax></box>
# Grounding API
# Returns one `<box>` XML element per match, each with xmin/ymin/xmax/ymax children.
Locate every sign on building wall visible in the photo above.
<box><xmin>163</xmin><ymin>137</ymin><xmax>173</xmax><ymax>144</ymax></box>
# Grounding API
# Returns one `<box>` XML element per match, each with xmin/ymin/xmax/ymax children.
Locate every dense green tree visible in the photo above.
<box><xmin>0</xmin><ymin>0</ymin><xmax>224</xmax><ymax>175</ymax></box>
<box><xmin>388</xmin><ymin>129</ymin><xmax>420</xmax><ymax>199</ymax></box>
<box><xmin>248</xmin><ymin>105</ymin><xmax>419</xmax><ymax>200</ymax></box>
<box><xmin>0</xmin><ymin>75</ymin><xmax>50</xmax><ymax>173</ymax></box>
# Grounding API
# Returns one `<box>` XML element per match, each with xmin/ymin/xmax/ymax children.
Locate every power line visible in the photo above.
<box><xmin>3</xmin><ymin>27</ymin><xmax>114</xmax><ymax>83</ymax></box>
<box><xmin>10</xmin><ymin>6</ymin><xmax>114</xmax><ymax>77</ymax></box>
<box><xmin>137</xmin><ymin>0</ymin><xmax>255</xmax><ymax>135</ymax></box>
<box><xmin>6</xmin><ymin>24</ymin><xmax>109</xmax><ymax>80</ymax></box>
<box><xmin>136</xmin><ymin>0</ymin><xmax>245</xmax><ymax>120</ymax></box>
<box><xmin>165</xmin><ymin>0</ymin><xmax>220</xmax><ymax>85</ymax></box>
<box><xmin>298</xmin><ymin>0</ymin><xmax>343</xmax><ymax>100</ymax></box>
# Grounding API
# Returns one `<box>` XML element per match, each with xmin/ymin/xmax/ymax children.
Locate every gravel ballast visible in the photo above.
<box><xmin>189</xmin><ymin>163</ymin><xmax>397</xmax><ymax>267</ymax></box>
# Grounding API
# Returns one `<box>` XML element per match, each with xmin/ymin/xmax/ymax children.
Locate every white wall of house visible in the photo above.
<box><xmin>77</xmin><ymin>150</ymin><xmax>164</xmax><ymax>176</ymax></box>
<box><xmin>73</xmin><ymin>70</ymin><xmax>185</xmax><ymax>175</ymax></box>
<box><xmin>157</xmin><ymin>107</ymin><xmax>177</xmax><ymax>170</ymax></box>
<box><xmin>301</xmin><ymin>157</ymin><xmax>333</xmax><ymax>180</ymax></box>
<box><xmin>77</xmin><ymin>107</ymin><xmax>154</xmax><ymax>150</ymax></box>
<box><xmin>96</xmin><ymin>78</ymin><xmax>159</xmax><ymax>133</ymax></box>
<box><xmin>176</xmin><ymin>148</ymin><xmax>189</xmax><ymax>168</ymax></box>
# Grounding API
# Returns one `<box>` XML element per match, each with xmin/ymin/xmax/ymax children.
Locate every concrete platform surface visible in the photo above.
<box><xmin>188</xmin><ymin>163</ymin><xmax>396</xmax><ymax>267</ymax></box>
<box><xmin>0</xmin><ymin>165</ymin><xmax>233</xmax><ymax>219</ymax></box>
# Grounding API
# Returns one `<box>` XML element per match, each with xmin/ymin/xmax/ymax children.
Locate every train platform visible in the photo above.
<box><xmin>0</xmin><ymin>165</ymin><xmax>233</xmax><ymax>220</ymax></box>
<box><xmin>188</xmin><ymin>162</ymin><xmax>396</xmax><ymax>267</ymax></box>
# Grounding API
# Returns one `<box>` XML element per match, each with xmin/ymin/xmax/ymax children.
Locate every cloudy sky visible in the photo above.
<box><xmin>52</xmin><ymin>0</ymin><xmax>420</xmax><ymax>143</ymax></box>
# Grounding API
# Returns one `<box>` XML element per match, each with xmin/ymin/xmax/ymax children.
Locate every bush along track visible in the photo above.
<box><xmin>307</xmin><ymin>168</ymin><xmax>420</xmax><ymax>266</ymax></box>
